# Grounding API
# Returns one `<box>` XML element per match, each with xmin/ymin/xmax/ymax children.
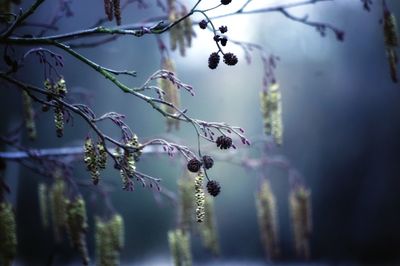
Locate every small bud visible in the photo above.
<box><xmin>220</xmin><ymin>37</ymin><xmax>228</xmax><ymax>46</ymax></box>
<box><xmin>221</xmin><ymin>0</ymin><xmax>232</xmax><ymax>5</ymax></box>
<box><xmin>219</xmin><ymin>25</ymin><xmax>228</xmax><ymax>33</ymax></box>
<box><xmin>202</xmin><ymin>155</ymin><xmax>214</xmax><ymax>170</ymax></box>
<box><xmin>199</xmin><ymin>19</ymin><xmax>208</xmax><ymax>29</ymax></box>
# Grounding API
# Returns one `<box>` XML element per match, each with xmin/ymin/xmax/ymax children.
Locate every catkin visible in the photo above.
<box><xmin>168</xmin><ymin>229</ymin><xmax>192</xmax><ymax>266</ymax></box>
<box><xmin>256</xmin><ymin>180</ymin><xmax>280</xmax><ymax>260</ymax></box>
<box><xmin>97</xmin><ymin>141</ymin><xmax>107</xmax><ymax>170</ymax></box>
<box><xmin>260</xmin><ymin>83</ymin><xmax>283</xmax><ymax>145</ymax></box>
<box><xmin>384</xmin><ymin>11</ymin><xmax>398</xmax><ymax>47</ymax></box>
<box><xmin>38</xmin><ymin>183</ymin><xmax>49</xmax><ymax>228</ymax></box>
<box><xmin>178</xmin><ymin>174</ymin><xmax>195</xmax><ymax>231</ymax></box>
<box><xmin>66</xmin><ymin>196</ymin><xmax>90</xmax><ymax>265</ymax></box>
<box><xmin>159</xmin><ymin>58</ymin><xmax>180</xmax><ymax>131</ymax></box>
<box><xmin>84</xmin><ymin>137</ymin><xmax>100</xmax><ymax>185</ymax></box>
<box><xmin>198</xmin><ymin>195</ymin><xmax>220</xmax><ymax>256</ymax></box>
<box><xmin>387</xmin><ymin>48</ymin><xmax>398</xmax><ymax>83</ymax></box>
<box><xmin>0</xmin><ymin>202</ymin><xmax>17</xmax><ymax>266</ymax></box>
<box><xmin>194</xmin><ymin>174</ymin><xmax>205</xmax><ymax>223</ymax></box>
<box><xmin>104</xmin><ymin>0</ymin><xmax>113</xmax><ymax>21</ymax></box>
<box><xmin>95</xmin><ymin>214</ymin><xmax>125</xmax><ymax>266</ymax></box>
<box><xmin>112</xmin><ymin>0</ymin><xmax>121</xmax><ymax>25</ymax></box>
<box><xmin>22</xmin><ymin>91</ymin><xmax>36</xmax><ymax>140</ymax></box>
<box><xmin>49</xmin><ymin>177</ymin><xmax>68</xmax><ymax>242</ymax></box>
<box><xmin>289</xmin><ymin>186</ymin><xmax>312</xmax><ymax>260</ymax></box>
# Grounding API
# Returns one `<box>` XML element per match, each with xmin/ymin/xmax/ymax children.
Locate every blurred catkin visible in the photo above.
<box><xmin>289</xmin><ymin>186</ymin><xmax>312</xmax><ymax>260</ymax></box>
<box><xmin>160</xmin><ymin>58</ymin><xmax>180</xmax><ymax>131</ymax></box>
<box><xmin>95</xmin><ymin>214</ymin><xmax>125</xmax><ymax>266</ymax></box>
<box><xmin>260</xmin><ymin>83</ymin><xmax>283</xmax><ymax>145</ymax></box>
<box><xmin>0</xmin><ymin>202</ymin><xmax>17</xmax><ymax>266</ymax></box>
<box><xmin>168</xmin><ymin>229</ymin><xmax>192</xmax><ymax>266</ymax></box>
<box><xmin>38</xmin><ymin>183</ymin><xmax>49</xmax><ymax>228</ymax></box>
<box><xmin>256</xmin><ymin>179</ymin><xmax>280</xmax><ymax>260</ymax></box>
<box><xmin>168</xmin><ymin>0</ymin><xmax>193</xmax><ymax>56</ymax></box>
<box><xmin>383</xmin><ymin>10</ymin><xmax>399</xmax><ymax>82</ymax></box>
<box><xmin>198</xmin><ymin>195</ymin><xmax>220</xmax><ymax>256</ymax></box>
<box><xmin>178</xmin><ymin>173</ymin><xmax>195</xmax><ymax>231</ymax></box>
<box><xmin>22</xmin><ymin>90</ymin><xmax>36</xmax><ymax>140</ymax></box>
<box><xmin>66</xmin><ymin>196</ymin><xmax>90</xmax><ymax>265</ymax></box>
<box><xmin>49</xmin><ymin>176</ymin><xmax>67</xmax><ymax>242</ymax></box>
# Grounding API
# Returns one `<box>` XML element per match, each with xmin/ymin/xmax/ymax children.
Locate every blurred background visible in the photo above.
<box><xmin>2</xmin><ymin>0</ymin><xmax>400</xmax><ymax>265</ymax></box>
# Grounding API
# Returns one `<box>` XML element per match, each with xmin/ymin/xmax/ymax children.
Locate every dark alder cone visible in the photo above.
<box><xmin>199</xmin><ymin>20</ymin><xmax>208</xmax><ymax>29</ymax></box>
<box><xmin>208</xmin><ymin>52</ymin><xmax>220</xmax><ymax>69</ymax></box>
<box><xmin>202</xmin><ymin>155</ymin><xmax>214</xmax><ymax>170</ymax></box>
<box><xmin>187</xmin><ymin>158</ymin><xmax>202</xmax><ymax>172</ymax></box>
<box><xmin>220</xmin><ymin>37</ymin><xmax>228</xmax><ymax>46</ymax></box>
<box><xmin>219</xmin><ymin>26</ymin><xmax>228</xmax><ymax>33</ymax></box>
<box><xmin>223</xmin><ymin>52</ymin><xmax>238</xmax><ymax>66</ymax></box>
<box><xmin>216</xmin><ymin>135</ymin><xmax>232</xmax><ymax>149</ymax></box>
<box><xmin>221</xmin><ymin>0</ymin><xmax>232</xmax><ymax>5</ymax></box>
<box><xmin>207</xmin><ymin>180</ymin><xmax>221</xmax><ymax>197</ymax></box>
<box><xmin>213</xmin><ymin>35</ymin><xmax>220</xmax><ymax>42</ymax></box>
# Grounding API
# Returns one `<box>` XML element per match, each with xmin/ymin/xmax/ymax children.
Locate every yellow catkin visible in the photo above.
<box><xmin>97</xmin><ymin>141</ymin><xmax>107</xmax><ymax>170</ymax></box>
<box><xmin>0</xmin><ymin>202</ymin><xmax>17</xmax><ymax>266</ymax></box>
<box><xmin>182</xmin><ymin>13</ymin><xmax>193</xmax><ymax>48</ymax></box>
<box><xmin>289</xmin><ymin>186</ymin><xmax>312</xmax><ymax>260</ymax></box>
<box><xmin>109</xmin><ymin>214</ymin><xmax>124</xmax><ymax>251</ymax></box>
<box><xmin>66</xmin><ymin>196</ymin><xmax>90</xmax><ymax>265</ymax></box>
<box><xmin>256</xmin><ymin>180</ymin><xmax>280</xmax><ymax>260</ymax></box>
<box><xmin>95</xmin><ymin>214</ymin><xmax>124</xmax><ymax>266</ymax></box>
<box><xmin>84</xmin><ymin>137</ymin><xmax>100</xmax><ymax>185</ymax></box>
<box><xmin>168</xmin><ymin>229</ymin><xmax>192</xmax><ymax>266</ymax></box>
<box><xmin>38</xmin><ymin>183</ymin><xmax>49</xmax><ymax>229</ymax></box>
<box><xmin>194</xmin><ymin>174</ymin><xmax>205</xmax><ymax>223</ymax></box>
<box><xmin>384</xmin><ymin>12</ymin><xmax>398</xmax><ymax>47</ymax></box>
<box><xmin>21</xmin><ymin>90</ymin><xmax>36</xmax><ymax>140</ymax></box>
<box><xmin>178</xmin><ymin>174</ymin><xmax>195</xmax><ymax>231</ymax></box>
<box><xmin>260</xmin><ymin>83</ymin><xmax>283</xmax><ymax>145</ymax></box>
<box><xmin>387</xmin><ymin>48</ymin><xmax>398</xmax><ymax>82</ymax></box>
<box><xmin>49</xmin><ymin>177</ymin><xmax>67</xmax><ymax>242</ymax></box>
<box><xmin>198</xmin><ymin>195</ymin><xmax>220</xmax><ymax>256</ymax></box>
<box><xmin>159</xmin><ymin>58</ymin><xmax>180</xmax><ymax>131</ymax></box>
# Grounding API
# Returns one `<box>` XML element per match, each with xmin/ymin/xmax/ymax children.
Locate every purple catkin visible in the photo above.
<box><xmin>104</xmin><ymin>0</ymin><xmax>113</xmax><ymax>21</ymax></box>
<box><xmin>113</xmin><ymin>0</ymin><xmax>122</xmax><ymax>25</ymax></box>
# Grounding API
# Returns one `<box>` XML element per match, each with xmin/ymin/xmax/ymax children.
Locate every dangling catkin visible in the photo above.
<box><xmin>49</xmin><ymin>177</ymin><xmax>68</xmax><ymax>242</ymax></box>
<box><xmin>22</xmin><ymin>91</ymin><xmax>36</xmax><ymax>140</ymax></box>
<box><xmin>194</xmin><ymin>173</ymin><xmax>205</xmax><ymax>223</ymax></box>
<box><xmin>178</xmin><ymin>173</ymin><xmax>195</xmax><ymax>231</ymax></box>
<box><xmin>168</xmin><ymin>229</ymin><xmax>192</xmax><ymax>266</ymax></box>
<box><xmin>159</xmin><ymin>58</ymin><xmax>180</xmax><ymax>131</ymax></box>
<box><xmin>289</xmin><ymin>186</ymin><xmax>312</xmax><ymax>260</ymax></box>
<box><xmin>0</xmin><ymin>202</ymin><xmax>17</xmax><ymax>266</ymax></box>
<box><xmin>38</xmin><ymin>183</ymin><xmax>49</xmax><ymax>229</ymax></box>
<box><xmin>260</xmin><ymin>83</ymin><xmax>283</xmax><ymax>145</ymax></box>
<box><xmin>198</xmin><ymin>195</ymin><xmax>220</xmax><ymax>256</ymax></box>
<box><xmin>255</xmin><ymin>179</ymin><xmax>280</xmax><ymax>260</ymax></box>
<box><xmin>95</xmin><ymin>214</ymin><xmax>125</xmax><ymax>266</ymax></box>
<box><xmin>66</xmin><ymin>196</ymin><xmax>90</xmax><ymax>265</ymax></box>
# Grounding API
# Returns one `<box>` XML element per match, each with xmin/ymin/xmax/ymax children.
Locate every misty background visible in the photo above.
<box><xmin>2</xmin><ymin>0</ymin><xmax>400</xmax><ymax>265</ymax></box>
